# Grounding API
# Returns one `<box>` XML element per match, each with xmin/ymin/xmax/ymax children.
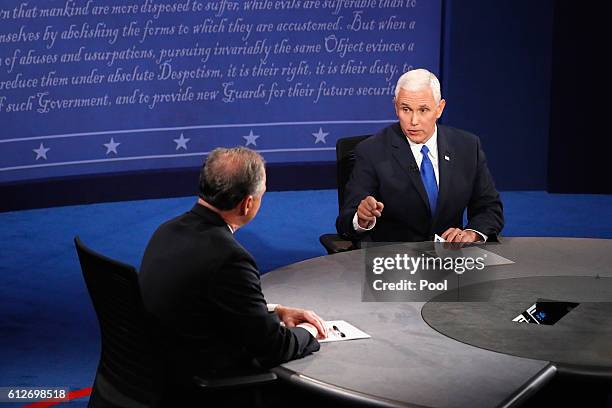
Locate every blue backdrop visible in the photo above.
<box><xmin>1</xmin><ymin>0</ymin><xmax>441</xmax><ymax>183</ymax></box>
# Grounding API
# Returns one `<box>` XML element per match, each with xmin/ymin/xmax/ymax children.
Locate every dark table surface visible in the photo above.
<box><xmin>261</xmin><ymin>237</ymin><xmax>612</xmax><ymax>408</ymax></box>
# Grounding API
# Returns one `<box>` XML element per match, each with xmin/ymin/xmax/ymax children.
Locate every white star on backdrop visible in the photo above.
<box><xmin>312</xmin><ymin>127</ymin><xmax>329</xmax><ymax>144</ymax></box>
<box><xmin>33</xmin><ymin>143</ymin><xmax>50</xmax><ymax>160</ymax></box>
<box><xmin>243</xmin><ymin>130</ymin><xmax>259</xmax><ymax>147</ymax></box>
<box><xmin>173</xmin><ymin>133</ymin><xmax>190</xmax><ymax>150</ymax></box>
<box><xmin>104</xmin><ymin>138</ymin><xmax>120</xmax><ymax>155</ymax></box>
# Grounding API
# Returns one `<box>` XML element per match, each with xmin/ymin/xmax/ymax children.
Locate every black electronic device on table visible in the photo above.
<box><xmin>513</xmin><ymin>299</ymin><xmax>579</xmax><ymax>325</ymax></box>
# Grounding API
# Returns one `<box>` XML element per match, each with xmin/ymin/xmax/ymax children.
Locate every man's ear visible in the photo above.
<box><xmin>239</xmin><ymin>195</ymin><xmax>253</xmax><ymax>216</ymax></box>
<box><xmin>436</xmin><ymin>99</ymin><xmax>446</xmax><ymax>119</ymax></box>
<box><xmin>393</xmin><ymin>97</ymin><xmax>401</xmax><ymax>118</ymax></box>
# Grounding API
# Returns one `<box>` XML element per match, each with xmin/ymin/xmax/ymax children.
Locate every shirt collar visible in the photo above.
<box><xmin>407</xmin><ymin>125</ymin><xmax>438</xmax><ymax>159</ymax></box>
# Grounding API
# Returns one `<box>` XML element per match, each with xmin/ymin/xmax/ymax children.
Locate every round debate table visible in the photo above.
<box><xmin>261</xmin><ymin>238</ymin><xmax>612</xmax><ymax>408</ymax></box>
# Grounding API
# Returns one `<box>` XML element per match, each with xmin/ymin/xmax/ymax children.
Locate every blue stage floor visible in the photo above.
<box><xmin>1</xmin><ymin>190</ymin><xmax>611</xmax><ymax>406</ymax></box>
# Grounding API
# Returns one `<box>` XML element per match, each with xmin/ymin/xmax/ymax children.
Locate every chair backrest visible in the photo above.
<box><xmin>75</xmin><ymin>237</ymin><xmax>163</xmax><ymax>407</ymax></box>
<box><xmin>336</xmin><ymin>135</ymin><xmax>371</xmax><ymax>209</ymax></box>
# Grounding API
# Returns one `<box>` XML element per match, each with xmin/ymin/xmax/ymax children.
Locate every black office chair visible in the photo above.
<box><xmin>74</xmin><ymin>237</ymin><xmax>277</xmax><ymax>408</ymax></box>
<box><xmin>319</xmin><ymin>135</ymin><xmax>371</xmax><ymax>254</ymax></box>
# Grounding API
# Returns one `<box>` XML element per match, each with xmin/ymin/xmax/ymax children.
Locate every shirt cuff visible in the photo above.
<box><xmin>296</xmin><ymin>323</ymin><xmax>317</xmax><ymax>338</ymax></box>
<box><xmin>267</xmin><ymin>303</ymin><xmax>279</xmax><ymax>313</ymax></box>
<box><xmin>353</xmin><ymin>212</ymin><xmax>376</xmax><ymax>232</ymax></box>
<box><xmin>465</xmin><ymin>229</ymin><xmax>487</xmax><ymax>242</ymax></box>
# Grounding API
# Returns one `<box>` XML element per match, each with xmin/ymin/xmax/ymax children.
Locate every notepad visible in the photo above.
<box><xmin>319</xmin><ymin>320</ymin><xmax>371</xmax><ymax>343</ymax></box>
<box><xmin>425</xmin><ymin>244</ymin><xmax>515</xmax><ymax>267</ymax></box>
<box><xmin>434</xmin><ymin>233</ymin><xmax>446</xmax><ymax>242</ymax></box>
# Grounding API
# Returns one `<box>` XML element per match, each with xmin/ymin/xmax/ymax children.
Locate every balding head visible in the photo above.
<box><xmin>198</xmin><ymin>147</ymin><xmax>266</xmax><ymax>211</ymax></box>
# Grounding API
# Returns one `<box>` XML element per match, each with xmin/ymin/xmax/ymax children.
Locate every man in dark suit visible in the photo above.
<box><xmin>337</xmin><ymin>69</ymin><xmax>503</xmax><ymax>243</ymax></box>
<box><xmin>139</xmin><ymin>147</ymin><xmax>325</xmax><ymax>401</ymax></box>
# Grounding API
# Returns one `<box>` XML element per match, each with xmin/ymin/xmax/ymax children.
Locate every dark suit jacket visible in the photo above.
<box><xmin>336</xmin><ymin>123</ymin><xmax>503</xmax><ymax>242</ymax></box>
<box><xmin>139</xmin><ymin>204</ymin><xmax>319</xmax><ymax>385</ymax></box>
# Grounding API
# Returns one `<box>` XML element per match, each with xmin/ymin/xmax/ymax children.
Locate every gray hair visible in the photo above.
<box><xmin>395</xmin><ymin>69</ymin><xmax>442</xmax><ymax>103</ymax></box>
<box><xmin>198</xmin><ymin>147</ymin><xmax>266</xmax><ymax>210</ymax></box>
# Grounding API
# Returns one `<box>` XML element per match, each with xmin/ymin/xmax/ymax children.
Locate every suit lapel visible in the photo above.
<box><xmin>435</xmin><ymin>125</ymin><xmax>454</xmax><ymax>219</ymax></box>
<box><xmin>389</xmin><ymin>126</ymin><xmax>432</xmax><ymax>214</ymax></box>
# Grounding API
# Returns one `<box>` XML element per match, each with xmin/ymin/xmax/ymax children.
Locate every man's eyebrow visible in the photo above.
<box><xmin>399</xmin><ymin>103</ymin><xmax>430</xmax><ymax>108</ymax></box>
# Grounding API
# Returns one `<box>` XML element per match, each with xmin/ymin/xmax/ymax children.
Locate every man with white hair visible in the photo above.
<box><xmin>336</xmin><ymin>68</ymin><xmax>503</xmax><ymax>243</ymax></box>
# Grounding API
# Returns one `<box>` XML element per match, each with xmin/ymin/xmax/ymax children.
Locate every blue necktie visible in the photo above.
<box><xmin>420</xmin><ymin>145</ymin><xmax>438</xmax><ymax>215</ymax></box>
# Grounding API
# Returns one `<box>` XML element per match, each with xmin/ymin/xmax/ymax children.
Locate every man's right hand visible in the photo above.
<box><xmin>276</xmin><ymin>306</ymin><xmax>327</xmax><ymax>338</ymax></box>
<box><xmin>357</xmin><ymin>196</ymin><xmax>384</xmax><ymax>229</ymax></box>
<box><xmin>297</xmin><ymin>322</ymin><xmax>325</xmax><ymax>340</ymax></box>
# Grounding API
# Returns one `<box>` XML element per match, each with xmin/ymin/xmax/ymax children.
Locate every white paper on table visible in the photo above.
<box><xmin>434</xmin><ymin>234</ymin><xmax>446</xmax><ymax>242</ymax></box>
<box><xmin>425</xmin><ymin>245</ymin><xmax>515</xmax><ymax>266</ymax></box>
<box><xmin>319</xmin><ymin>320</ymin><xmax>371</xmax><ymax>343</ymax></box>
<box><xmin>426</xmin><ymin>236</ymin><xmax>516</xmax><ymax>266</ymax></box>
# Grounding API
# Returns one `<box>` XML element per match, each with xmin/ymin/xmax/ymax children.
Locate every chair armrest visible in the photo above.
<box><xmin>319</xmin><ymin>233</ymin><xmax>356</xmax><ymax>254</ymax></box>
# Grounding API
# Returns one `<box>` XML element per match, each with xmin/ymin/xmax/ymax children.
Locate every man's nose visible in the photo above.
<box><xmin>410</xmin><ymin>112</ymin><xmax>419</xmax><ymax>125</ymax></box>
